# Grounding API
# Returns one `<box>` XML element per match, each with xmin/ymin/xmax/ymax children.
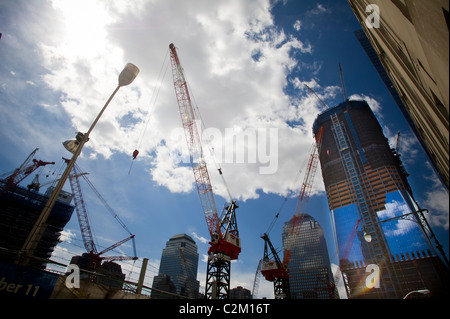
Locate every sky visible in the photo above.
<box><xmin>0</xmin><ymin>0</ymin><xmax>448</xmax><ymax>299</ymax></box>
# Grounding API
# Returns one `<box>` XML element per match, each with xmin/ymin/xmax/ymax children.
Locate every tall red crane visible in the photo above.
<box><xmin>65</xmin><ymin>159</ymin><xmax>137</xmax><ymax>277</ymax></box>
<box><xmin>257</xmin><ymin>127</ymin><xmax>324</xmax><ymax>298</ymax></box>
<box><xmin>283</xmin><ymin>126</ymin><xmax>323</xmax><ymax>258</ymax></box>
<box><xmin>289</xmin><ymin>126</ymin><xmax>323</xmax><ymax>233</ymax></box>
<box><xmin>0</xmin><ymin>148</ymin><xmax>54</xmax><ymax>192</ymax></box>
<box><xmin>169</xmin><ymin>43</ymin><xmax>240</xmax><ymax>299</ymax></box>
<box><xmin>260</xmin><ymin>233</ymin><xmax>291</xmax><ymax>299</ymax></box>
<box><xmin>288</xmin><ymin>83</ymin><xmax>326</xmax><ymax>234</ymax></box>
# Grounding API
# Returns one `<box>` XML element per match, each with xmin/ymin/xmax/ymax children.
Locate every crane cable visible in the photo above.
<box><xmin>265</xmin><ymin>147</ymin><xmax>310</xmax><ymax>235</ymax></box>
<box><xmin>129</xmin><ymin>48</ymin><xmax>170</xmax><ymax>174</ymax></box>
<box><xmin>184</xmin><ymin>67</ymin><xmax>234</xmax><ymax>202</ymax></box>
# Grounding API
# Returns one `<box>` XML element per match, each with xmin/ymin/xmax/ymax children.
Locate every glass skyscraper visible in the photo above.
<box><xmin>151</xmin><ymin>233</ymin><xmax>200</xmax><ymax>299</ymax></box>
<box><xmin>312</xmin><ymin>99</ymin><xmax>448</xmax><ymax>298</ymax></box>
<box><xmin>282</xmin><ymin>213</ymin><xmax>337</xmax><ymax>299</ymax></box>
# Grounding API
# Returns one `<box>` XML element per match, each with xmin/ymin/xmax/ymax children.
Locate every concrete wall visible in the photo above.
<box><xmin>50</xmin><ymin>275</ymin><xmax>151</xmax><ymax>299</ymax></box>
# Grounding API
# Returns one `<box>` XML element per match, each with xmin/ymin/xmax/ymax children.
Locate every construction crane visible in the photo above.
<box><xmin>289</xmin><ymin>84</ymin><xmax>327</xmax><ymax>235</ymax></box>
<box><xmin>169</xmin><ymin>43</ymin><xmax>240</xmax><ymax>299</ymax></box>
<box><xmin>257</xmin><ymin>83</ymin><xmax>326</xmax><ymax>298</ymax></box>
<box><xmin>251</xmin><ymin>259</ymin><xmax>263</xmax><ymax>298</ymax></box>
<box><xmin>0</xmin><ymin>148</ymin><xmax>54</xmax><ymax>192</ymax></box>
<box><xmin>256</xmin><ymin>126</ymin><xmax>324</xmax><ymax>298</ymax></box>
<box><xmin>260</xmin><ymin>233</ymin><xmax>291</xmax><ymax>299</ymax></box>
<box><xmin>27</xmin><ymin>174</ymin><xmax>63</xmax><ymax>192</ymax></box>
<box><xmin>303</xmin><ymin>83</ymin><xmax>328</xmax><ymax>112</ymax></box>
<box><xmin>289</xmin><ymin>126</ymin><xmax>324</xmax><ymax>235</ymax></box>
<box><xmin>339</xmin><ymin>63</ymin><xmax>348</xmax><ymax>101</ymax></box>
<box><xmin>64</xmin><ymin>159</ymin><xmax>137</xmax><ymax>278</ymax></box>
<box><xmin>287</xmin><ymin>81</ymin><xmax>327</xmax><ymax>235</ymax></box>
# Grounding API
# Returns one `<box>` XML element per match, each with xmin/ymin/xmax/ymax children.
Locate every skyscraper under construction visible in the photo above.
<box><xmin>312</xmin><ymin>99</ymin><xmax>448</xmax><ymax>298</ymax></box>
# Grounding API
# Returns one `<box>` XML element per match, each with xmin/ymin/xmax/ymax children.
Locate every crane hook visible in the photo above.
<box><xmin>132</xmin><ymin>149</ymin><xmax>139</xmax><ymax>160</ymax></box>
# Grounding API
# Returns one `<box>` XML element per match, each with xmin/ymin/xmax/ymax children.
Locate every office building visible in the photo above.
<box><xmin>151</xmin><ymin>233</ymin><xmax>200</xmax><ymax>299</ymax></box>
<box><xmin>282</xmin><ymin>213</ymin><xmax>337</xmax><ymax>299</ymax></box>
<box><xmin>348</xmin><ymin>0</ymin><xmax>449</xmax><ymax>190</ymax></box>
<box><xmin>230</xmin><ymin>286</ymin><xmax>252</xmax><ymax>299</ymax></box>
<box><xmin>0</xmin><ymin>183</ymin><xmax>74</xmax><ymax>269</ymax></box>
<box><xmin>312</xmin><ymin>99</ymin><xmax>448</xmax><ymax>298</ymax></box>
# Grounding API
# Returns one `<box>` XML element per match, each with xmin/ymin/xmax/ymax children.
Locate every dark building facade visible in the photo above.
<box><xmin>69</xmin><ymin>253</ymin><xmax>126</xmax><ymax>289</ymax></box>
<box><xmin>312</xmin><ymin>99</ymin><xmax>448</xmax><ymax>298</ymax></box>
<box><xmin>282</xmin><ymin>214</ymin><xmax>337</xmax><ymax>299</ymax></box>
<box><xmin>230</xmin><ymin>286</ymin><xmax>252</xmax><ymax>299</ymax></box>
<box><xmin>0</xmin><ymin>183</ymin><xmax>74</xmax><ymax>269</ymax></box>
<box><xmin>151</xmin><ymin>233</ymin><xmax>200</xmax><ymax>299</ymax></box>
<box><xmin>348</xmin><ymin>0</ymin><xmax>449</xmax><ymax>190</ymax></box>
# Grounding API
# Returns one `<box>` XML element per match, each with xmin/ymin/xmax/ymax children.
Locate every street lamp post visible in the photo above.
<box><xmin>18</xmin><ymin>63</ymin><xmax>139</xmax><ymax>266</ymax></box>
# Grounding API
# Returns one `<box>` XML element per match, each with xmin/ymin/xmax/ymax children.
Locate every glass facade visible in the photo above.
<box><xmin>282</xmin><ymin>214</ymin><xmax>337</xmax><ymax>299</ymax></box>
<box><xmin>313</xmin><ymin>100</ymin><xmax>449</xmax><ymax>298</ymax></box>
<box><xmin>377</xmin><ymin>190</ymin><xmax>432</xmax><ymax>259</ymax></box>
<box><xmin>151</xmin><ymin>233</ymin><xmax>200</xmax><ymax>299</ymax></box>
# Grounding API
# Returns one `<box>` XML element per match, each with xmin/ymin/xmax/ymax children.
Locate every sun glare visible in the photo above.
<box><xmin>51</xmin><ymin>0</ymin><xmax>113</xmax><ymax>59</ymax></box>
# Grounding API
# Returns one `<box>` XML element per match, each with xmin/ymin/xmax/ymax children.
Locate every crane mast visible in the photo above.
<box><xmin>169</xmin><ymin>43</ymin><xmax>221</xmax><ymax>239</ymax></box>
<box><xmin>169</xmin><ymin>43</ymin><xmax>240</xmax><ymax>299</ymax></box>
<box><xmin>65</xmin><ymin>159</ymin><xmax>137</xmax><ymax>278</ymax></box>
<box><xmin>290</xmin><ymin>126</ymin><xmax>323</xmax><ymax>233</ymax></box>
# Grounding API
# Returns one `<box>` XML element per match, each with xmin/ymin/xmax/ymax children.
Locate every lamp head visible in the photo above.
<box><xmin>118</xmin><ymin>63</ymin><xmax>139</xmax><ymax>87</ymax></box>
<box><xmin>63</xmin><ymin>140</ymin><xmax>79</xmax><ymax>154</ymax></box>
<box><xmin>362</xmin><ymin>226</ymin><xmax>372</xmax><ymax>242</ymax></box>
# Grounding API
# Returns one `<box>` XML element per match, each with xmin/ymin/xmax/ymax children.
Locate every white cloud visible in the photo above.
<box><xmin>383</xmin><ymin>129</ymin><xmax>420</xmax><ymax>165</ymax></box>
<box><xmin>32</xmin><ymin>0</ymin><xmax>331</xmax><ymax>203</ymax></box>
<box><xmin>377</xmin><ymin>199</ymin><xmax>418</xmax><ymax>237</ymax></box>
<box><xmin>0</xmin><ymin>0</ymin><xmax>354</xmax><ymax>206</ymax></box>
<box><xmin>59</xmin><ymin>229</ymin><xmax>77</xmax><ymax>244</ymax></box>
<box><xmin>149</xmin><ymin>145</ymin><xmax>194</xmax><ymax>193</ymax></box>
<box><xmin>192</xmin><ymin>231</ymin><xmax>209</xmax><ymax>245</ymax></box>
<box><xmin>306</xmin><ymin>3</ymin><xmax>329</xmax><ymax>16</ymax></box>
<box><xmin>422</xmin><ymin>172</ymin><xmax>449</xmax><ymax>230</ymax></box>
<box><xmin>293</xmin><ymin>20</ymin><xmax>302</xmax><ymax>31</ymax></box>
<box><xmin>348</xmin><ymin>93</ymin><xmax>382</xmax><ymax>117</ymax></box>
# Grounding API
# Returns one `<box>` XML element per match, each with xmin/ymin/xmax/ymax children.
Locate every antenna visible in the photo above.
<box><xmin>339</xmin><ymin>63</ymin><xmax>348</xmax><ymax>101</ymax></box>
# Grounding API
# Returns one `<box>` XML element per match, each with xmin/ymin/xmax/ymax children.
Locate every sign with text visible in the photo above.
<box><xmin>0</xmin><ymin>262</ymin><xmax>58</xmax><ymax>299</ymax></box>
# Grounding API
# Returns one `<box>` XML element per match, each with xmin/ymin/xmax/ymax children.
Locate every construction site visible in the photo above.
<box><xmin>0</xmin><ymin>1</ymin><xmax>449</xmax><ymax>301</ymax></box>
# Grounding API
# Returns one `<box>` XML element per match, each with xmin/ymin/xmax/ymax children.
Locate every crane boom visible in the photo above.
<box><xmin>290</xmin><ymin>126</ymin><xmax>323</xmax><ymax>233</ymax></box>
<box><xmin>65</xmin><ymin>159</ymin><xmax>137</xmax><ymax>277</ymax></box>
<box><xmin>169</xmin><ymin>43</ymin><xmax>221</xmax><ymax>239</ymax></box>
<box><xmin>339</xmin><ymin>63</ymin><xmax>348</xmax><ymax>101</ymax></box>
<box><xmin>1</xmin><ymin>148</ymin><xmax>55</xmax><ymax>192</ymax></box>
<box><xmin>169</xmin><ymin>43</ymin><xmax>241</xmax><ymax>299</ymax></box>
<box><xmin>67</xmin><ymin>162</ymin><xmax>97</xmax><ymax>254</ymax></box>
<box><xmin>303</xmin><ymin>84</ymin><xmax>328</xmax><ymax>111</ymax></box>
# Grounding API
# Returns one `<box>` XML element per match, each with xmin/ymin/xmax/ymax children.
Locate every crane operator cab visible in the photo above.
<box><xmin>208</xmin><ymin>200</ymin><xmax>241</xmax><ymax>260</ymax></box>
<box><xmin>209</xmin><ymin>231</ymin><xmax>241</xmax><ymax>261</ymax></box>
